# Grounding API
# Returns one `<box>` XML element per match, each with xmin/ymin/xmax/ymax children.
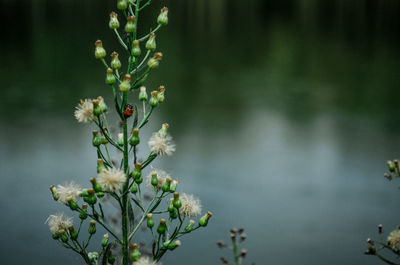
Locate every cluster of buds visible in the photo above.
<box><xmin>218</xmin><ymin>228</ymin><xmax>248</xmax><ymax>265</ymax></box>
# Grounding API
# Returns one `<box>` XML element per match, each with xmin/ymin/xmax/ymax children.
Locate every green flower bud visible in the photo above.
<box><xmin>88</xmin><ymin>220</ymin><xmax>96</xmax><ymax>234</ymax></box>
<box><xmin>173</xmin><ymin>192</ymin><xmax>182</xmax><ymax>209</ymax></box>
<box><xmin>158</xmin><ymin>123</ymin><xmax>169</xmax><ymax>137</ymax></box>
<box><xmin>169</xmin><ymin>180</ymin><xmax>178</xmax><ymax>192</ymax></box>
<box><xmin>139</xmin><ymin>86</ymin><xmax>148</xmax><ymax>101</ymax></box>
<box><xmin>94</xmin><ymin>40</ymin><xmax>106</xmax><ymax>59</ymax></box>
<box><xmin>97</xmin><ymin>159</ymin><xmax>106</xmax><ymax>173</ymax></box>
<box><xmin>162</xmin><ymin>177</ymin><xmax>172</xmax><ymax>192</ymax></box>
<box><xmin>92</xmin><ymin>131</ymin><xmax>102</xmax><ymax>147</ymax></box>
<box><xmin>96</xmin><ymin>192</ymin><xmax>105</xmax><ymax>198</ymax></box>
<box><xmin>92</xmin><ymin>99</ymin><xmax>102</xmax><ymax>116</ymax></box>
<box><xmin>135</xmin><ymin>176</ymin><xmax>143</xmax><ymax>184</ymax></box>
<box><xmin>157</xmin><ymin>85</ymin><xmax>165</xmax><ymax>103</ymax></box>
<box><xmin>132</xmin><ymin>40</ymin><xmax>141</xmax><ymax>57</ymax></box>
<box><xmin>120</xmin><ymin>74</ymin><xmax>131</xmax><ymax>92</ymax></box>
<box><xmin>102</xmin><ymin>233</ymin><xmax>109</xmax><ymax>247</ymax></box>
<box><xmin>149</xmin><ymin>91</ymin><xmax>159</xmax><ymax>107</ymax></box>
<box><xmin>130</xmin><ymin>244</ymin><xmax>141</xmax><ymax>261</ymax></box>
<box><xmin>387</xmin><ymin>160</ymin><xmax>395</xmax><ymax>173</ymax></box>
<box><xmin>101</xmin><ymin>133</ymin><xmax>108</xmax><ymax>145</ymax></box>
<box><xmin>168</xmin><ymin>198</ymin><xmax>174</xmax><ymax>213</ymax></box>
<box><xmin>90</xmin><ymin>177</ymin><xmax>103</xmax><ymax>192</ymax></box>
<box><xmin>130</xmin><ymin>183</ymin><xmax>138</xmax><ymax>194</ymax></box>
<box><xmin>117</xmin><ymin>0</ymin><xmax>128</xmax><ymax>10</ymax></box>
<box><xmin>117</xmin><ymin>133</ymin><xmax>124</xmax><ymax>147</ymax></box>
<box><xmin>146</xmin><ymin>213</ymin><xmax>154</xmax><ymax>228</ymax></box>
<box><xmin>151</xmin><ymin>173</ymin><xmax>158</xmax><ymax>187</ymax></box>
<box><xmin>106</xmin><ymin>68</ymin><xmax>116</xmax><ymax>85</ymax></box>
<box><xmin>111</xmin><ymin>52</ymin><xmax>122</xmax><ymax>70</ymax></box>
<box><xmin>129</xmin><ymin>129</ymin><xmax>140</xmax><ymax>146</ymax></box>
<box><xmin>79</xmin><ymin>204</ymin><xmax>88</xmax><ymax>220</ymax></box>
<box><xmin>146</xmin><ymin>33</ymin><xmax>156</xmax><ymax>51</ymax></box>
<box><xmin>59</xmin><ymin>229</ymin><xmax>68</xmax><ymax>243</ymax></box>
<box><xmin>131</xmin><ymin>163</ymin><xmax>142</xmax><ymax>179</ymax></box>
<box><xmin>199</xmin><ymin>212</ymin><xmax>212</xmax><ymax>227</ymax></box>
<box><xmin>184</xmin><ymin>219</ymin><xmax>195</xmax><ymax>232</ymax></box>
<box><xmin>50</xmin><ymin>185</ymin><xmax>59</xmax><ymax>201</ymax></box>
<box><xmin>87</xmin><ymin>189</ymin><xmax>97</xmax><ymax>205</ymax></box>
<box><xmin>157</xmin><ymin>219</ymin><xmax>166</xmax><ymax>235</ymax></box>
<box><xmin>98</xmin><ymin>96</ymin><xmax>108</xmax><ymax>113</ymax></box>
<box><xmin>67</xmin><ymin>197</ymin><xmax>78</xmax><ymax>210</ymax></box>
<box><xmin>157</xmin><ymin>7</ymin><xmax>168</xmax><ymax>25</ymax></box>
<box><xmin>109</xmin><ymin>12</ymin><xmax>120</xmax><ymax>29</ymax></box>
<box><xmin>167</xmin><ymin>240</ymin><xmax>181</xmax><ymax>250</ymax></box>
<box><xmin>68</xmin><ymin>225</ymin><xmax>78</xmax><ymax>240</ymax></box>
<box><xmin>125</xmin><ymin>16</ymin><xmax>136</xmax><ymax>33</ymax></box>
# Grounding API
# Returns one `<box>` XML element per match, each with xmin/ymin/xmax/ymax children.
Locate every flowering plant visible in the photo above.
<box><xmin>216</xmin><ymin>228</ymin><xmax>250</xmax><ymax>265</ymax></box>
<box><xmin>365</xmin><ymin>160</ymin><xmax>400</xmax><ymax>264</ymax></box>
<box><xmin>46</xmin><ymin>1</ymin><xmax>212</xmax><ymax>265</ymax></box>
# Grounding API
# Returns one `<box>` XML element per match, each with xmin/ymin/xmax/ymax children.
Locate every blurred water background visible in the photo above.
<box><xmin>1</xmin><ymin>0</ymin><xmax>400</xmax><ymax>264</ymax></box>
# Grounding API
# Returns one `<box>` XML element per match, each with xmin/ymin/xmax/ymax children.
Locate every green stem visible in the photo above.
<box><xmin>232</xmin><ymin>238</ymin><xmax>239</xmax><ymax>265</ymax></box>
<box><xmin>121</xmin><ymin>91</ymin><xmax>129</xmax><ymax>265</ymax></box>
<box><xmin>139</xmin><ymin>0</ymin><xmax>152</xmax><ymax>11</ymax></box>
<box><xmin>114</xmin><ymin>29</ymin><xmax>128</xmax><ymax>50</ymax></box>
<box><xmin>138</xmin><ymin>24</ymin><xmax>162</xmax><ymax>42</ymax></box>
<box><xmin>375</xmin><ymin>252</ymin><xmax>400</xmax><ymax>265</ymax></box>
<box><xmin>130</xmin><ymin>50</ymin><xmax>151</xmax><ymax>75</ymax></box>
<box><xmin>138</xmin><ymin>106</ymin><xmax>153</xmax><ymax>128</ymax></box>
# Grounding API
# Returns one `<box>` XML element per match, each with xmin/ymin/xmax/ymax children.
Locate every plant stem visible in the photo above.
<box><xmin>121</xmin><ymin>91</ymin><xmax>129</xmax><ymax>265</ymax></box>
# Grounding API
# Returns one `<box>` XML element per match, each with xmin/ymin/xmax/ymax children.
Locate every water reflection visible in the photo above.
<box><xmin>1</xmin><ymin>0</ymin><xmax>400</xmax><ymax>265</ymax></box>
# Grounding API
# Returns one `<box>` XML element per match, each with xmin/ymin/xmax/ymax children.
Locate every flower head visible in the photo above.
<box><xmin>74</xmin><ymin>99</ymin><xmax>95</xmax><ymax>123</ymax></box>
<box><xmin>148</xmin><ymin>125</ymin><xmax>175</xmax><ymax>156</ymax></box>
<box><xmin>134</xmin><ymin>256</ymin><xmax>160</xmax><ymax>265</ymax></box>
<box><xmin>145</xmin><ymin>169</ymin><xmax>169</xmax><ymax>190</ymax></box>
<box><xmin>57</xmin><ymin>181</ymin><xmax>82</xmax><ymax>204</ymax></box>
<box><xmin>97</xmin><ymin>168</ymin><xmax>126</xmax><ymax>192</ymax></box>
<box><xmin>180</xmin><ymin>193</ymin><xmax>202</xmax><ymax>217</ymax></box>
<box><xmin>388</xmin><ymin>228</ymin><xmax>400</xmax><ymax>251</ymax></box>
<box><xmin>46</xmin><ymin>213</ymin><xmax>73</xmax><ymax>234</ymax></box>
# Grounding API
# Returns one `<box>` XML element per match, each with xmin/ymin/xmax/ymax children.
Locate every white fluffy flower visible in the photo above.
<box><xmin>134</xmin><ymin>256</ymin><xmax>160</xmax><ymax>265</ymax></box>
<box><xmin>97</xmin><ymin>168</ymin><xmax>127</xmax><ymax>192</ymax></box>
<box><xmin>180</xmin><ymin>193</ymin><xmax>202</xmax><ymax>217</ymax></box>
<box><xmin>388</xmin><ymin>228</ymin><xmax>400</xmax><ymax>251</ymax></box>
<box><xmin>74</xmin><ymin>99</ymin><xmax>95</xmax><ymax>123</ymax></box>
<box><xmin>148</xmin><ymin>133</ymin><xmax>175</xmax><ymax>156</ymax></box>
<box><xmin>145</xmin><ymin>169</ymin><xmax>169</xmax><ymax>190</ymax></box>
<box><xmin>46</xmin><ymin>213</ymin><xmax>73</xmax><ymax>234</ymax></box>
<box><xmin>57</xmin><ymin>181</ymin><xmax>82</xmax><ymax>204</ymax></box>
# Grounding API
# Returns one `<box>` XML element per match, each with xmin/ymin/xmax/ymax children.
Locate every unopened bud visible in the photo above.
<box><xmin>157</xmin><ymin>85</ymin><xmax>165</xmax><ymax>103</ymax></box>
<box><xmin>157</xmin><ymin>7</ymin><xmax>168</xmax><ymax>25</ymax></box>
<box><xmin>95</xmin><ymin>40</ymin><xmax>106</xmax><ymax>59</ymax></box>
<box><xmin>129</xmin><ymin>129</ymin><xmax>140</xmax><ymax>146</ymax></box>
<box><xmin>139</xmin><ymin>86</ymin><xmax>148</xmax><ymax>101</ymax></box>
<box><xmin>111</xmin><ymin>52</ymin><xmax>121</xmax><ymax>70</ymax></box>
<box><xmin>102</xmin><ymin>233</ymin><xmax>109</xmax><ymax>247</ymax></box>
<box><xmin>149</xmin><ymin>91</ymin><xmax>159</xmax><ymax>107</ymax></box>
<box><xmin>68</xmin><ymin>225</ymin><xmax>78</xmax><ymax>240</ymax></box>
<box><xmin>130</xmin><ymin>244</ymin><xmax>141</xmax><ymax>261</ymax></box>
<box><xmin>147</xmin><ymin>52</ymin><xmax>162</xmax><ymax>69</ymax></box>
<box><xmin>67</xmin><ymin>197</ymin><xmax>78</xmax><ymax>210</ymax></box>
<box><xmin>117</xmin><ymin>0</ymin><xmax>128</xmax><ymax>10</ymax></box>
<box><xmin>118</xmin><ymin>133</ymin><xmax>124</xmax><ymax>147</ymax></box>
<box><xmin>199</xmin><ymin>212</ymin><xmax>212</xmax><ymax>227</ymax></box>
<box><xmin>146</xmin><ymin>33</ymin><xmax>156</xmax><ymax>51</ymax></box>
<box><xmin>97</xmin><ymin>159</ymin><xmax>105</xmax><ymax>173</ymax></box>
<box><xmin>130</xmin><ymin>183</ymin><xmax>138</xmax><ymax>194</ymax></box>
<box><xmin>216</xmin><ymin>240</ymin><xmax>225</xmax><ymax>248</ymax></box>
<box><xmin>106</xmin><ymin>68</ymin><xmax>116</xmax><ymax>85</ymax></box>
<box><xmin>240</xmin><ymin>249</ymin><xmax>247</xmax><ymax>258</ymax></box>
<box><xmin>89</xmin><ymin>220</ymin><xmax>96</xmax><ymax>234</ymax></box>
<box><xmin>157</xmin><ymin>219</ymin><xmax>166</xmax><ymax>234</ymax></box>
<box><xmin>378</xmin><ymin>224</ymin><xmax>383</xmax><ymax>234</ymax></box>
<box><xmin>109</xmin><ymin>12</ymin><xmax>120</xmax><ymax>29</ymax></box>
<box><xmin>220</xmin><ymin>257</ymin><xmax>228</xmax><ymax>264</ymax></box>
<box><xmin>169</xmin><ymin>179</ymin><xmax>178</xmax><ymax>192</ymax></box>
<box><xmin>92</xmin><ymin>131</ymin><xmax>102</xmax><ymax>147</ymax></box>
<box><xmin>132</xmin><ymin>40</ymin><xmax>141</xmax><ymax>57</ymax></box>
<box><xmin>120</xmin><ymin>75</ymin><xmax>131</xmax><ymax>92</ymax></box>
<box><xmin>146</xmin><ymin>213</ymin><xmax>154</xmax><ymax>228</ymax></box>
<box><xmin>125</xmin><ymin>16</ymin><xmax>136</xmax><ymax>33</ymax></box>
<box><xmin>173</xmin><ymin>192</ymin><xmax>182</xmax><ymax>209</ymax></box>
<box><xmin>387</xmin><ymin>160</ymin><xmax>395</xmax><ymax>173</ymax></box>
<box><xmin>185</xmin><ymin>219</ymin><xmax>195</xmax><ymax>232</ymax></box>
<box><xmin>50</xmin><ymin>185</ymin><xmax>59</xmax><ymax>201</ymax></box>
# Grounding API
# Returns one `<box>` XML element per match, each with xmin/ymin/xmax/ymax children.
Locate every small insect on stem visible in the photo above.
<box><xmin>124</xmin><ymin>104</ymin><xmax>134</xmax><ymax>118</ymax></box>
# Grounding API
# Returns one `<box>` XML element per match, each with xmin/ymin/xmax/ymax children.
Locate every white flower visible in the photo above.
<box><xmin>134</xmin><ymin>256</ymin><xmax>160</xmax><ymax>265</ymax></box>
<box><xmin>46</xmin><ymin>213</ymin><xmax>73</xmax><ymax>234</ymax></box>
<box><xmin>388</xmin><ymin>228</ymin><xmax>400</xmax><ymax>251</ymax></box>
<box><xmin>97</xmin><ymin>168</ymin><xmax>127</xmax><ymax>192</ymax></box>
<box><xmin>74</xmin><ymin>99</ymin><xmax>95</xmax><ymax>123</ymax></box>
<box><xmin>57</xmin><ymin>181</ymin><xmax>82</xmax><ymax>204</ymax></box>
<box><xmin>180</xmin><ymin>193</ymin><xmax>202</xmax><ymax>217</ymax></box>
<box><xmin>148</xmin><ymin>133</ymin><xmax>175</xmax><ymax>156</ymax></box>
<box><xmin>145</xmin><ymin>169</ymin><xmax>169</xmax><ymax>190</ymax></box>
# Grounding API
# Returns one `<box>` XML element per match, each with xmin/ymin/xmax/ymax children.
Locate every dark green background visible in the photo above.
<box><xmin>1</xmin><ymin>0</ymin><xmax>400</xmax><ymax>264</ymax></box>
